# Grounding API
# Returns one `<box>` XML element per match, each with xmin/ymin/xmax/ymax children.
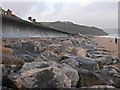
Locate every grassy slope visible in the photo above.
<box><xmin>41</xmin><ymin>21</ymin><xmax>108</xmax><ymax>36</ymax></box>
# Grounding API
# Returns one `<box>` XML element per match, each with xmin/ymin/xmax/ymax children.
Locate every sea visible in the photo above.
<box><xmin>99</xmin><ymin>34</ymin><xmax>119</xmax><ymax>38</ymax></box>
<box><xmin>100</xmin><ymin>29</ymin><xmax>120</xmax><ymax>39</ymax></box>
<box><xmin>108</xmin><ymin>34</ymin><xmax>120</xmax><ymax>39</ymax></box>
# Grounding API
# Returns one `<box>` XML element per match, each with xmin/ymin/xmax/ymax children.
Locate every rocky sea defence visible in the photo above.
<box><xmin>1</xmin><ymin>34</ymin><xmax>120</xmax><ymax>90</ymax></box>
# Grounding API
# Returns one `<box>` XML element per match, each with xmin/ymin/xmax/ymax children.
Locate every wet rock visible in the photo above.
<box><xmin>7</xmin><ymin>61</ymin><xmax>71</xmax><ymax>88</ymax></box>
<box><xmin>72</xmin><ymin>47</ymin><xmax>87</xmax><ymax>57</ymax></box>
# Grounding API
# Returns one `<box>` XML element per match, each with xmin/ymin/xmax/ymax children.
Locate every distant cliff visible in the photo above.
<box><xmin>41</xmin><ymin>21</ymin><xmax>108</xmax><ymax>36</ymax></box>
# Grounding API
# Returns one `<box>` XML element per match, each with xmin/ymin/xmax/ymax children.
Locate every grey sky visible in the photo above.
<box><xmin>1</xmin><ymin>0</ymin><xmax>118</xmax><ymax>30</ymax></box>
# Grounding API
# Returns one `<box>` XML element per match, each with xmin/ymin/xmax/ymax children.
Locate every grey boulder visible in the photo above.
<box><xmin>7</xmin><ymin>61</ymin><xmax>71</xmax><ymax>89</ymax></box>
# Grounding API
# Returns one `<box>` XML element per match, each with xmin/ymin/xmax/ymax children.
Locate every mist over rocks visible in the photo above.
<box><xmin>1</xmin><ymin>34</ymin><xmax>120</xmax><ymax>89</ymax></box>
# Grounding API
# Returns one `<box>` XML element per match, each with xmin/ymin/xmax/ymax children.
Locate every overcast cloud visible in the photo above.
<box><xmin>1</xmin><ymin>0</ymin><xmax>119</xmax><ymax>31</ymax></box>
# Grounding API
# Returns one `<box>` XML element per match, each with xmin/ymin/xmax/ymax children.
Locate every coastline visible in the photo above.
<box><xmin>94</xmin><ymin>34</ymin><xmax>119</xmax><ymax>39</ymax></box>
<box><xmin>93</xmin><ymin>35</ymin><xmax>119</xmax><ymax>58</ymax></box>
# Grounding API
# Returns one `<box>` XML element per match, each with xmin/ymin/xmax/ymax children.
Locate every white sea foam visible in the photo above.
<box><xmin>95</xmin><ymin>34</ymin><xmax>120</xmax><ymax>39</ymax></box>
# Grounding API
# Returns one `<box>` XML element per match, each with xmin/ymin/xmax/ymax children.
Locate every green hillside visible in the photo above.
<box><xmin>41</xmin><ymin>21</ymin><xmax>108</xmax><ymax>35</ymax></box>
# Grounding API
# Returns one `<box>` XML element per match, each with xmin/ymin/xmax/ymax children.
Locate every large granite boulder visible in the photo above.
<box><xmin>20</xmin><ymin>61</ymin><xmax>58</xmax><ymax>72</ymax></box>
<box><xmin>61</xmin><ymin>40</ymin><xmax>73</xmax><ymax>51</ymax></box>
<box><xmin>20</xmin><ymin>61</ymin><xmax>79</xmax><ymax>87</ymax></box>
<box><xmin>78</xmin><ymin>70</ymin><xmax>107</xmax><ymax>87</ymax></box>
<box><xmin>75</xmin><ymin>57</ymin><xmax>99</xmax><ymax>70</ymax></box>
<box><xmin>60</xmin><ymin>56</ymin><xmax>99</xmax><ymax>70</ymax></box>
<box><xmin>61</xmin><ymin>64</ymin><xmax>79</xmax><ymax>87</ymax></box>
<box><xmin>72</xmin><ymin>47</ymin><xmax>87</xmax><ymax>57</ymax></box>
<box><xmin>61</xmin><ymin>40</ymin><xmax>73</xmax><ymax>48</ymax></box>
<box><xmin>6</xmin><ymin>61</ymin><xmax>71</xmax><ymax>89</ymax></box>
<box><xmin>96</xmin><ymin>55</ymin><xmax>114</xmax><ymax>65</ymax></box>
<box><xmin>102</xmin><ymin>66</ymin><xmax>120</xmax><ymax>88</ymax></box>
<box><xmin>77</xmin><ymin>68</ymin><xmax>120</xmax><ymax>88</ymax></box>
